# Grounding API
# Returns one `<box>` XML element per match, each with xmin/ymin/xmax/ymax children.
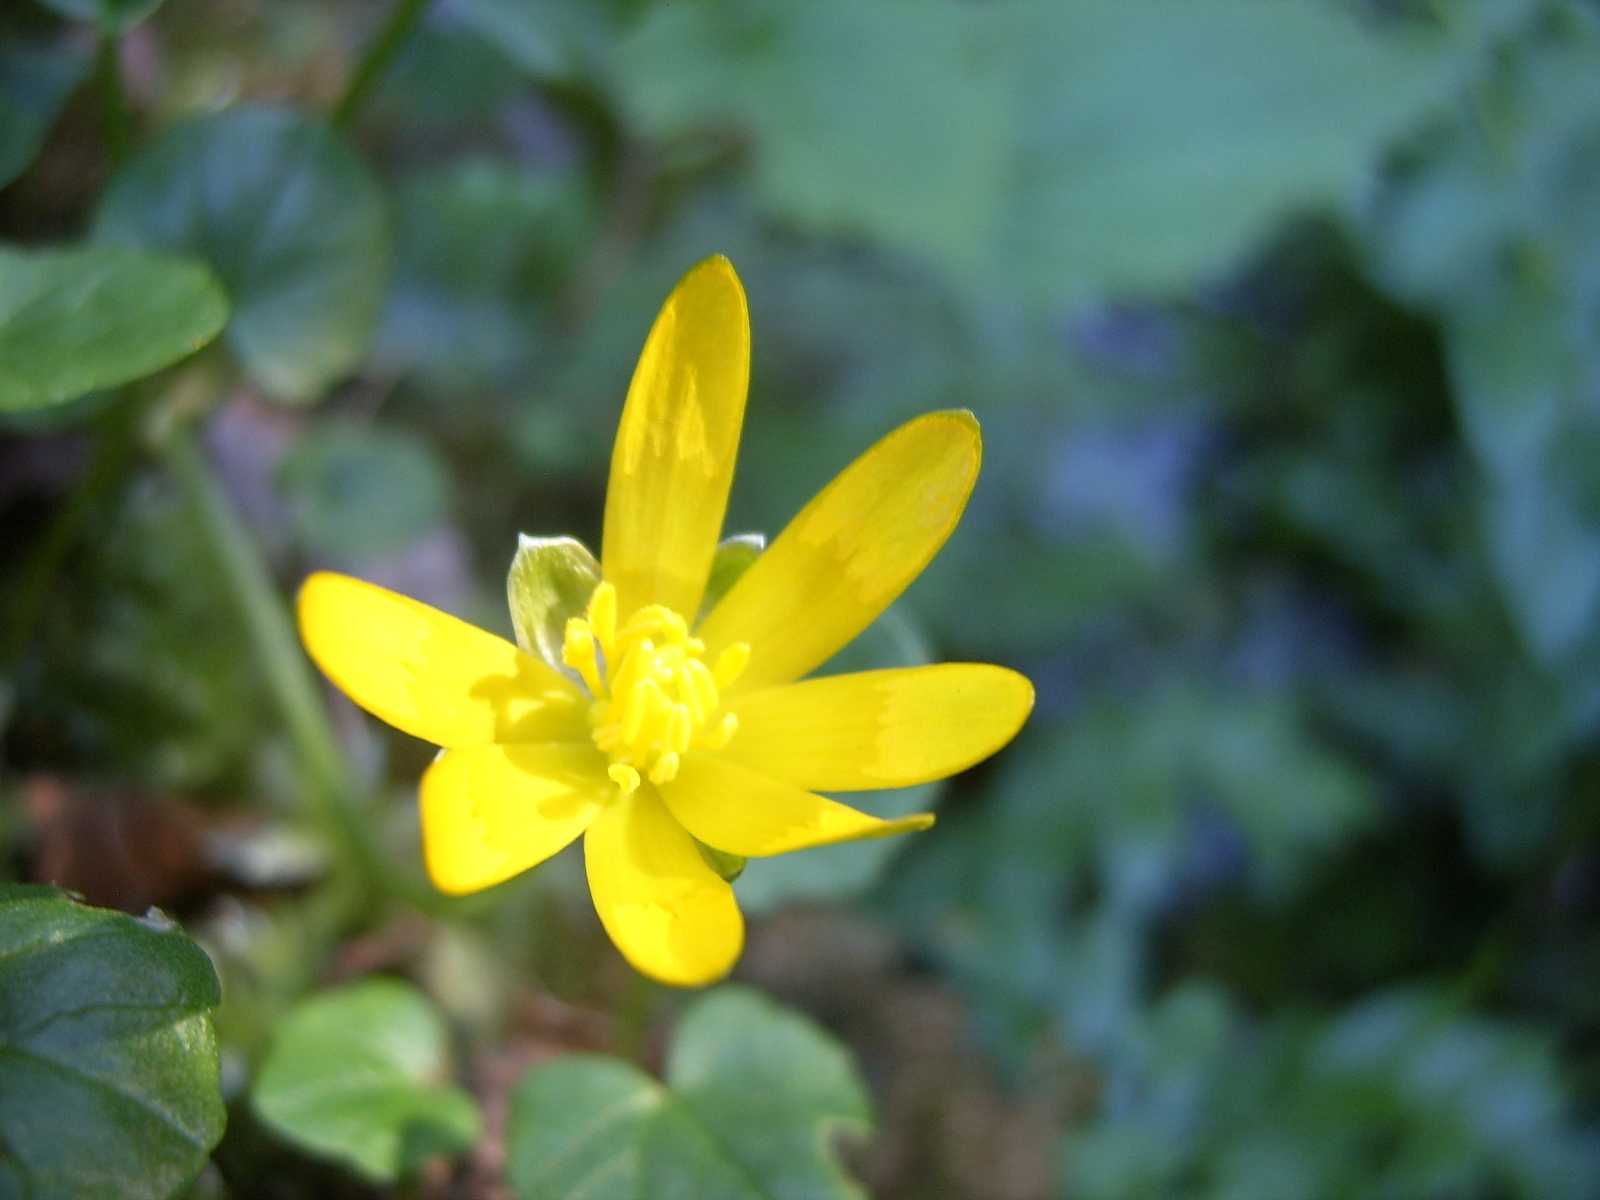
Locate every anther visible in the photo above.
<box><xmin>701</xmin><ymin>711</ymin><xmax>739</xmax><ymax>750</ymax></box>
<box><xmin>588</xmin><ymin>582</ymin><xmax>618</xmax><ymax>659</ymax></box>
<box><xmin>648</xmin><ymin>751</ymin><xmax>680</xmax><ymax>786</ymax></box>
<box><xmin>561</xmin><ymin>618</ymin><xmax>604</xmax><ymax>697</ymax></box>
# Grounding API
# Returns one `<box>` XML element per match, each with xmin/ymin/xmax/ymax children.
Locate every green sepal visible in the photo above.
<box><xmin>695</xmin><ymin>839</ymin><xmax>747</xmax><ymax>882</ymax></box>
<box><xmin>507</xmin><ymin>534</ymin><xmax>601</xmax><ymax>672</ymax></box>
<box><xmin>699</xmin><ymin>532</ymin><xmax>765</xmax><ymax>622</ymax></box>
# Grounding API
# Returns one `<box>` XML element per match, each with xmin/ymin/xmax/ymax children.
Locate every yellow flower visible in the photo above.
<box><xmin>297</xmin><ymin>256</ymin><xmax>1032</xmax><ymax>986</ymax></box>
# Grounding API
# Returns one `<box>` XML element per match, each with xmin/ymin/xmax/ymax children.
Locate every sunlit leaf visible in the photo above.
<box><xmin>615</xmin><ymin>2</ymin><xmax>1007</xmax><ymax>280</ymax></box>
<box><xmin>0</xmin><ymin>885</ymin><xmax>224</xmax><ymax>1200</ymax></box>
<box><xmin>505</xmin><ymin>986</ymin><xmax>871</xmax><ymax>1200</ymax></box>
<box><xmin>613</xmin><ymin>0</ymin><xmax>1449</xmax><ymax>299</ymax></box>
<box><xmin>252</xmin><ymin>978</ymin><xmax>481</xmax><ymax>1183</ymax></box>
<box><xmin>994</xmin><ymin>2</ymin><xmax>1450</xmax><ymax>297</ymax></box>
<box><xmin>95</xmin><ymin>105</ymin><xmax>388</xmax><ymax>403</ymax></box>
<box><xmin>0</xmin><ymin>243</ymin><xmax>226</xmax><ymax>412</ymax></box>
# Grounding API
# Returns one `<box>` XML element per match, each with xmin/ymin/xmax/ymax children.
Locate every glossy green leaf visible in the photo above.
<box><xmin>33</xmin><ymin>0</ymin><xmax>165</xmax><ymax>32</ymax></box>
<box><xmin>0</xmin><ymin>38</ymin><xmax>90</xmax><ymax>190</ymax></box>
<box><xmin>279</xmin><ymin>420</ymin><xmax>453</xmax><ymax>560</ymax></box>
<box><xmin>252</xmin><ymin>978</ymin><xmax>481</xmax><ymax>1183</ymax></box>
<box><xmin>506</xmin><ymin>534</ymin><xmax>601</xmax><ymax>669</ymax></box>
<box><xmin>0</xmin><ymin>243</ymin><xmax>226</xmax><ymax>412</ymax></box>
<box><xmin>0</xmin><ymin>884</ymin><xmax>225</xmax><ymax>1200</ymax></box>
<box><xmin>505</xmin><ymin>986</ymin><xmax>872</xmax><ymax>1200</ymax></box>
<box><xmin>94</xmin><ymin>105</ymin><xmax>388</xmax><ymax>403</ymax></box>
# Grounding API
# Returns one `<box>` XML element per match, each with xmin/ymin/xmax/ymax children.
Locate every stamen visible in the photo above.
<box><xmin>648</xmin><ymin>751</ymin><xmax>680</xmax><ymax>786</ymax></box>
<box><xmin>713</xmin><ymin>642</ymin><xmax>751</xmax><ymax>688</ymax></box>
<box><xmin>581</xmin><ymin>597</ymin><xmax>746</xmax><ymax>795</ymax></box>
<box><xmin>684</xmin><ymin>659</ymin><xmax>718</xmax><ymax>720</ymax></box>
<box><xmin>588</xmin><ymin>581</ymin><xmax>618</xmax><ymax>661</ymax></box>
<box><xmin>561</xmin><ymin>618</ymin><xmax>605</xmax><ymax>697</ymax></box>
<box><xmin>701</xmin><ymin>711</ymin><xmax>739</xmax><ymax>750</ymax></box>
<box><xmin>667</xmin><ymin>705</ymin><xmax>692</xmax><ymax>754</ymax></box>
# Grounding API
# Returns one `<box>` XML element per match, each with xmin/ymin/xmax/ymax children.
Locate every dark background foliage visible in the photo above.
<box><xmin>4</xmin><ymin>0</ymin><xmax>1600</xmax><ymax>1195</ymax></box>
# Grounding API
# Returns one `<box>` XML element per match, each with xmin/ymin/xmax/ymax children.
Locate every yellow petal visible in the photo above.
<box><xmin>421</xmin><ymin>744</ymin><xmax>611</xmax><ymax>894</ymax></box>
<box><xmin>719</xmin><ymin>664</ymin><xmax>1034</xmax><ymax>790</ymax></box>
<box><xmin>584</xmin><ymin>788</ymin><xmax>744</xmax><ymax>987</ymax></box>
<box><xmin>298</xmin><ymin>572</ymin><xmax>586</xmax><ymax>748</ymax></box>
<box><xmin>697</xmin><ymin>411</ymin><xmax>981</xmax><ymax>690</ymax></box>
<box><xmin>658</xmin><ymin>754</ymin><xmax>935</xmax><ymax>857</ymax></box>
<box><xmin>601</xmin><ymin>255</ymin><xmax>750</xmax><ymax>622</ymax></box>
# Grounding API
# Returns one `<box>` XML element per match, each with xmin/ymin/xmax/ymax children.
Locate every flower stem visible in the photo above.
<box><xmin>612</xmin><ymin>971</ymin><xmax>657</xmax><ymax>1065</ymax></box>
<box><xmin>95</xmin><ymin>32</ymin><xmax>130</xmax><ymax>166</ymax></box>
<box><xmin>332</xmin><ymin>0</ymin><xmax>432</xmax><ymax>128</ymax></box>
<box><xmin>161</xmin><ymin>421</ymin><xmax>378</xmax><ymax>904</ymax></box>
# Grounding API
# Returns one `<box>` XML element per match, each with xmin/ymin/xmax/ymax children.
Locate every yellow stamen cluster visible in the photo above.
<box><xmin>562</xmin><ymin>581</ymin><xmax>749</xmax><ymax>795</ymax></box>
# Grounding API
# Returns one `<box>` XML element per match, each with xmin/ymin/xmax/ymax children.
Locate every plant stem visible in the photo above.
<box><xmin>161</xmin><ymin>422</ymin><xmax>378</xmax><ymax>904</ymax></box>
<box><xmin>332</xmin><ymin>0</ymin><xmax>433</xmax><ymax>128</ymax></box>
<box><xmin>95</xmin><ymin>33</ymin><xmax>130</xmax><ymax>166</ymax></box>
<box><xmin>612</xmin><ymin>971</ymin><xmax>657</xmax><ymax>1065</ymax></box>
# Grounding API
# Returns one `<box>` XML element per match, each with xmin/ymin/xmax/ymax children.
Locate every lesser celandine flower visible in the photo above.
<box><xmin>297</xmin><ymin>256</ymin><xmax>1032</xmax><ymax>985</ymax></box>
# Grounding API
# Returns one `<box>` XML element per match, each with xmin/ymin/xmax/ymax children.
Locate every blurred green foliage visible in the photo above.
<box><xmin>4</xmin><ymin>0</ymin><xmax>1600</xmax><ymax>1195</ymax></box>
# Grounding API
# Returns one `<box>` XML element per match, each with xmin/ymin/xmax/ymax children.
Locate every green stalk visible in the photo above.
<box><xmin>161</xmin><ymin>423</ymin><xmax>378</xmax><ymax>904</ymax></box>
<box><xmin>95</xmin><ymin>32</ymin><xmax>130</xmax><ymax>166</ymax></box>
<box><xmin>332</xmin><ymin>0</ymin><xmax>433</xmax><ymax>128</ymax></box>
<box><xmin>612</xmin><ymin>972</ymin><xmax>657</xmax><ymax>1065</ymax></box>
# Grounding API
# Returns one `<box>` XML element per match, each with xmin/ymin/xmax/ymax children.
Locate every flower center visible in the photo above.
<box><xmin>561</xmin><ymin>581</ymin><xmax>748</xmax><ymax>795</ymax></box>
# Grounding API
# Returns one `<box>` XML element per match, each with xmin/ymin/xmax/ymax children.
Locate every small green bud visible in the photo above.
<box><xmin>694</xmin><ymin>839</ymin><xmax>747</xmax><ymax>883</ymax></box>
<box><xmin>506</xmin><ymin>535</ymin><xmax>601</xmax><ymax>672</ymax></box>
<box><xmin>698</xmin><ymin>532</ymin><xmax>766</xmax><ymax>621</ymax></box>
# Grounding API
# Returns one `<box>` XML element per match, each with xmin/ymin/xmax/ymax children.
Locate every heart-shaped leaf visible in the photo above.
<box><xmin>0</xmin><ymin>242</ymin><xmax>227</xmax><ymax>413</ymax></box>
<box><xmin>506</xmin><ymin>986</ymin><xmax>872</xmax><ymax>1200</ymax></box>
<box><xmin>0</xmin><ymin>884</ymin><xmax>225</xmax><ymax>1200</ymax></box>
<box><xmin>252</xmin><ymin>978</ymin><xmax>481</xmax><ymax>1183</ymax></box>
<box><xmin>95</xmin><ymin>105</ymin><xmax>388</xmax><ymax>403</ymax></box>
